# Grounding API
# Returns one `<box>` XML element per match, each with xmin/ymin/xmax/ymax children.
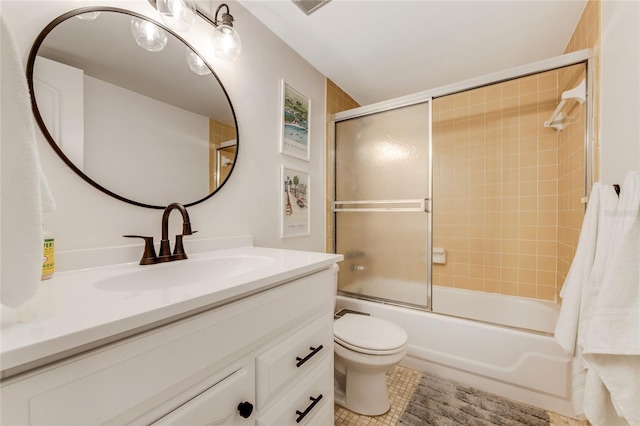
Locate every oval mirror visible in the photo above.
<box><xmin>27</xmin><ymin>7</ymin><xmax>238</xmax><ymax>209</ymax></box>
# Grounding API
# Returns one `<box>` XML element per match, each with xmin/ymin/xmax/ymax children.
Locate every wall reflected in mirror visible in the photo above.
<box><xmin>29</xmin><ymin>8</ymin><xmax>238</xmax><ymax>208</ymax></box>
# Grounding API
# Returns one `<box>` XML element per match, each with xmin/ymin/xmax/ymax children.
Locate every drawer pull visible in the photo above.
<box><xmin>237</xmin><ymin>401</ymin><xmax>253</xmax><ymax>419</ymax></box>
<box><xmin>295</xmin><ymin>345</ymin><xmax>323</xmax><ymax>368</ymax></box>
<box><xmin>295</xmin><ymin>394</ymin><xmax>323</xmax><ymax>423</ymax></box>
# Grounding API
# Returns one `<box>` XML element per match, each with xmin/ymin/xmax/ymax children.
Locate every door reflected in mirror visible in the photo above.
<box><xmin>215</xmin><ymin>141</ymin><xmax>237</xmax><ymax>190</ymax></box>
<box><xmin>28</xmin><ymin>7</ymin><xmax>238</xmax><ymax>208</ymax></box>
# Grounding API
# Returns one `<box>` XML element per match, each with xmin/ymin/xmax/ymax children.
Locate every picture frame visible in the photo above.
<box><xmin>281</xmin><ymin>166</ymin><xmax>310</xmax><ymax>238</ymax></box>
<box><xmin>279</xmin><ymin>80</ymin><xmax>310</xmax><ymax>161</ymax></box>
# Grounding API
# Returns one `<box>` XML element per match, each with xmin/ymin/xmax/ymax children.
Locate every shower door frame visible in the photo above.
<box><xmin>330</xmin><ymin>48</ymin><xmax>594</xmax><ymax>312</ymax></box>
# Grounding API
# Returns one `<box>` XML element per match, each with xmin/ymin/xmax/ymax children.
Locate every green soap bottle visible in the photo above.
<box><xmin>42</xmin><ymin>229</ymin><xmax>55</xmax><ymax>280</ymax></box>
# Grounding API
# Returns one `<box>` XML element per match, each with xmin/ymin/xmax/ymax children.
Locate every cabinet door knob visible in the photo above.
<box><xmin>237</xmin><ymin>401</ymin><xmax>253</xmax><ymax>418</ymax></box>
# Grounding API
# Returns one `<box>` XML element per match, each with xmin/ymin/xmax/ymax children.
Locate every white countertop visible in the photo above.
<box><xmin>1</xmin><ymin>242</ymin><xmax>342</xmax><ymax>378</ymax></box>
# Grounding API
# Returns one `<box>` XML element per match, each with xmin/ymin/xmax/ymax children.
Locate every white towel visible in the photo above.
<box><xmin>582</xmin><ymin>171</ymin><xmax>640</xmax><ymax>426</ymax></box>
<box><xmin>1</xmin><ymin>17</ymin><xmax>57</xmax><ymax>308</ymax></box>
<box><xmin>555</xmin><ymin>183</ymin><xmax>619</xmax><ymax>355</ymax></box>
<box><xmin>554</xmin><ymin>182</ymin><xmax>620</xmax><ymax>417</ymax></box>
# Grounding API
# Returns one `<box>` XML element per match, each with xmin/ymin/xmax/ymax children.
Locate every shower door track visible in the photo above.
<box><xmin>337</xmin><ymin>290</ymin><xmax>433</xmax><ymax>313</ymax></box>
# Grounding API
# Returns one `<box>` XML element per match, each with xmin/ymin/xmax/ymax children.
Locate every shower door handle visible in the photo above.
<box><xmin>333</xmin><ymin>199</ymin><xmax>428</xmax><ymax>212</ymax></box>
<box><xmin>424</xmin><ymin>198</ymin><xmax>431</xmax><ymax>213</ymax></box>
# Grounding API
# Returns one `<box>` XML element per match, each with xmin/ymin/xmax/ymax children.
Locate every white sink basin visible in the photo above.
<box><xmin>94</xmin><ymin>255</ymin><xmax>275</xmax><ymax>291</ymax></box>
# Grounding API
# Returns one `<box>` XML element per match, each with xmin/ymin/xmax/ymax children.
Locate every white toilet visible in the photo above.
<box><xmin>332</xmin><ymin>266</ymin><xmax>408</xmax><ymax>416</ymax></box>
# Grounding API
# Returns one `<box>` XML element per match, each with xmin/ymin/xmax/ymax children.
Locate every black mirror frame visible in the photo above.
<box><xmin>26</xmin><ymin>6</ymin><xmax>239</xmax><ymax>209</ymax></box>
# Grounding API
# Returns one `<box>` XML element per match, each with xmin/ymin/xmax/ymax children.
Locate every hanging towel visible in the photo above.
<box><xmin>582</xmin><ymin>171</ymin><xmax>640</xmax><ymax>426</ymax></box>
<box><xmin>554</xmin><ymin>182</ymin><xmax>619</xmax><ymax>417</ymax></box>
<box><xmin>1</xmin><ymin>17</ymin><xmax>57</xmax><ymax>308</ymax></box>
<box><xmin>555</xmin><ymin>183</ymin><xmax>619</xmax><ymax>355</ymax></box>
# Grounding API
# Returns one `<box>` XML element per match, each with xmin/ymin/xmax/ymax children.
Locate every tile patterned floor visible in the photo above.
<box><xmin>334</xmin><ymin>365</ymin><xmax>591</xmax><ymax>426</ymax></box>
<box><xmin>548</xmin><ymin>412</ymin><xmax>591</xmax><ymax>426</ymax></box>
<box><xmin>334</xmin><ymin>365</ymin><xmax>422</xmax><ymax>426</ymax></box>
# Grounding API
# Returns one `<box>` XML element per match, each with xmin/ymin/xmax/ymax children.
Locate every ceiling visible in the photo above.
<box><xmin>237</xmin><ymin>0</ymin><xmax>588</xmax><ymax>106</ymax></box>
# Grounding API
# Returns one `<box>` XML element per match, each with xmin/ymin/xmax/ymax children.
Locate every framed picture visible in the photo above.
<box><xmin>280</xmin><ymin>80</ymin><xmax>310</xmax><ymax>161</ymax></box>
<box><xmin>281</xmin><ymin>166</ymin><xmax>310</xmax><ymax>238</ymax></box>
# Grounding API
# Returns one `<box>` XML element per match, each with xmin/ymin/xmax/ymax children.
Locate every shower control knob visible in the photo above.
<box><xmin>237</xmin><ymin>401</ymin><xmax>253</xmax><ymax>418</ymax></box>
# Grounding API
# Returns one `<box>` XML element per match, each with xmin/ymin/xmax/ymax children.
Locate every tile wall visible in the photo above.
<box><xmin>432</xmin><ymin>0</ymin><xmax>600</xmax><ymax>302</ymax></box>
<box><xmin>432</xmin><ymin>71</ymin><xmax>564</xmax><ymax>300</ymax></box>
<box><xmin>208</xmin><ymin>119</ymin><xmax>237</xmax><ymax>192</ymax></box>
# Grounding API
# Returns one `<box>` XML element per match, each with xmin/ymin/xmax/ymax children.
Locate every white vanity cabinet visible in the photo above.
<box><xmin>0</xmin><ymin>267</ymin><xmax>336</xmax><ymax>426</ymax></box>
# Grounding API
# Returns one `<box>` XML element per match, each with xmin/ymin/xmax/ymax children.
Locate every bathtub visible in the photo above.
<box><xmin>340</xmin><ymin>279</ymin><xmax>560</xmax><ymax>333</ymax></box>
<box><xmin>336</xmin><ymin>281</ymin><xmax>576</xmax><ymax>417</ymax></box>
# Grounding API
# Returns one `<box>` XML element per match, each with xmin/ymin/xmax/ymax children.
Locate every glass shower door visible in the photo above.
<box><xmin>333</xmin><ymin>101</ymin><xmax>432</xmax><ymax>309</ymax></box>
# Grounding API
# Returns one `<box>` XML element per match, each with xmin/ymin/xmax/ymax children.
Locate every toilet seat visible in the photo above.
<box><xmin>334</xmin><ymin>314</ymin><xmax>408</xmax><ymax>355</ymax></box>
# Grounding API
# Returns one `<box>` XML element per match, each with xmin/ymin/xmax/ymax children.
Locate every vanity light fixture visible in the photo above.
<box><xmin>131</xmin><ymin>17</ymin><xmax>168</xmax><ymax>52</ymax></box>
<box><xmin>149</xmin><ymin>0</ymin><xmax>242</xmax><ymax>61</ymax></box>
<box><xmin>155</xmin><ymin>0</ymin><xmax>196</xmax><ymax>33</ymax></box>
<box><xmin>209</xmin><ymin>4</ymin><xmax>242</xmax><ymax>61</ymax></box>
<box><xmin>185</xmin><ymin>47</ymin><xmax>212</xmax><ymax>75</ymax></box>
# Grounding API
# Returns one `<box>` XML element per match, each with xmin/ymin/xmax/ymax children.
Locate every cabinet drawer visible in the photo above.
<box><xmin>152</xmin><ymin>366</ymin><xmax>253</xmax><ymax>426</ymax></box>
<box><xmin>257</xmin><ymin>356</ymin><xmax>333</xmax><ymax>426</ymax></box>
<box><xmin>256</xmin><ymin>314</ymin><xmax>333</xmax><ymax>408</ymax></box>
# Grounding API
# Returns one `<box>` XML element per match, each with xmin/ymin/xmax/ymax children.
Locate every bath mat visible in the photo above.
<box><xmin>399</xmin><ymin>372</ymin><xmax>550</xmax><ymax>426</ymax></box>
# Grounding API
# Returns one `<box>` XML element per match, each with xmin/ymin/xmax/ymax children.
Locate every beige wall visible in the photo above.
<box><xmin>600</xmin><ymin>1</ymin><xmax>640</xmax><ymax>184</ymax></box>
<box><xmin>2</xmin><ymin>0</ymin><xmax>330</xmax><ymax>255</ymax></box>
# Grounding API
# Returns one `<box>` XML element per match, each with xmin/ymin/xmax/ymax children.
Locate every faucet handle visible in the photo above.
<box><xmin>173</xmin><ymin>231</ymin><xmax>197</xmax><ymax>259</ymax></box>
<box><xmin>123</xmin><ymin>235</ymin><xmax>158</xmax><ymax>265</ymax></box>
<box><xmin>173</xmin><ymin>235</ymin><xmax>187</xmax><ymax>260</ymax></box>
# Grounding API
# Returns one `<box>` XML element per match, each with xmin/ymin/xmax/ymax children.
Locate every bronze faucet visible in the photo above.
<box><xmin>125</xmin><ymin>202</ymin><xmax>196</xmax><ymax>265</ymax></box>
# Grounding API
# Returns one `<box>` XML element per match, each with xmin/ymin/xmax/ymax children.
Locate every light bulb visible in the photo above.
<box><xmin>213</xmin><ymin>25</ymin><xmax>242</xmax><ymax>61</ymax></box>
<box><xmin>131</xmin><ymin>18</ymin><xmax>168</xmax><ymax>52</ymax></box>
<box><xmin>156</xmin><ymin>0</ymin><xmax>196</xmax><ymax>33</ymax></box>
<box><xmin>185</xmin><ymin>48</ymin><xmax>211</xmax><ymax>75</ymax></box>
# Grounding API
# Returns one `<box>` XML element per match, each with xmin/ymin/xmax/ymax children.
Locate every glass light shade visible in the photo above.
<box><xmin>185</xmin><ymin>48</ymin><xmax>211</xmax><ymax>75</ymax></box>
<box><xmin>76</xmin><ymin>11</ymin><xmax>101</xmax><ymax>20</ymax></box>
<box><xmin>213</xmin><ymin>25</ymin><xmax>242</xmax><ymax>61</ymax></box>
<box><xmin>130</xmin><ymin>18</ymin><xmax>168</xmax><ymax>52</ymax></box>
<box><xmin>156</xmin><ymin>0</ymin><xmax>196</xmax><ymax>33</ymax></box>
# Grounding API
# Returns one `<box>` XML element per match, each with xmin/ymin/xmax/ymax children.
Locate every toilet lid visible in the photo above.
<box><xmin>334</xmin><ymin>314</ymin><xmax>408</xmax><ymax>353</ymax></box>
